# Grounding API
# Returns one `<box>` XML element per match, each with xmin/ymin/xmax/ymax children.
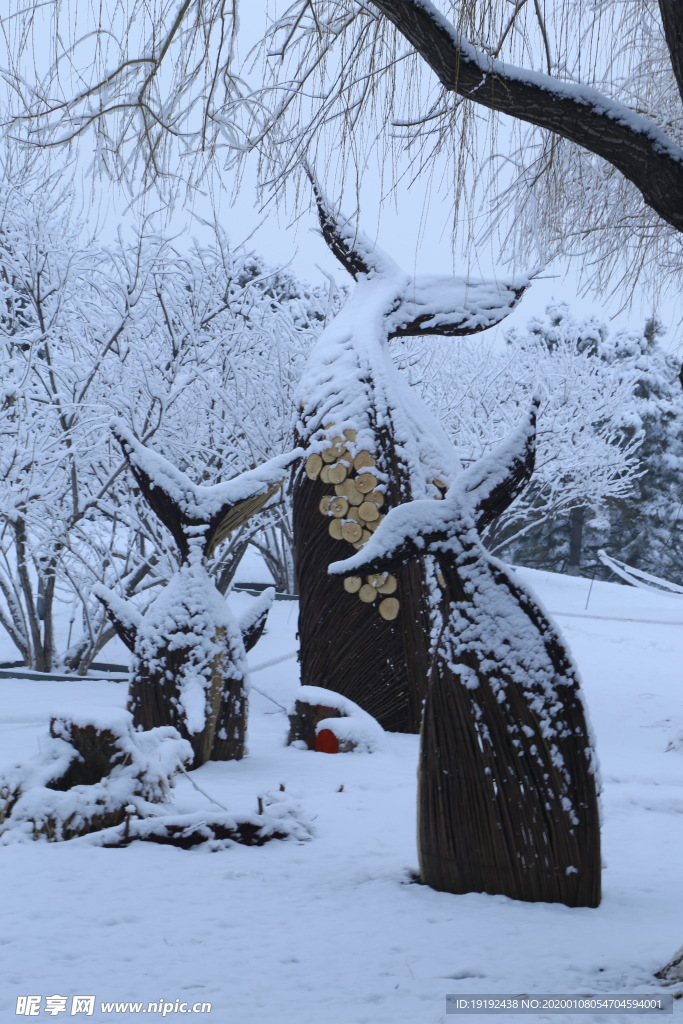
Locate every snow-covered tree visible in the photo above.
<box><xmin>595</xmin><ymin>317</ymin><xmax>683</xmax><ymax>583</ymax></box>
<box><xmin>395</xmin><ymin>303</ymin><xmax>644</xmax><ymax>568</ymax></box>
<box><xmin>0</xmin><ymin>172</ymin><xmax>145</xmax><ymax>672</ymax></box>
<box><xmin>5</xmin><ymin>2</ymin><xmax>683</xmax><ymax>297</ymax></box>
<box><xmin>0</xmin><ymin>167</ymin><xmax>326</xmax><ymax>670</ymax></box>
<box><xmin>457</xmin><ymin>308</ymin><xmax>683</xmax><ymax>580</ymax></box>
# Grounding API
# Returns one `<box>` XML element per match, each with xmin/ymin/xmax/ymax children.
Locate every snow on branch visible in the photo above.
<box><xmin>459</xmin><ymin>399</ymin><xmax>538</xmax><ymax>533</ymax></box>
<box><xmin>309</xmin><ymin>170</ymin><xmax>393</xmax><ymax>281</ymax></box>
<box><xmin>91</xmin><ymin>584</ymin><xmax>142</xmax><ymax>653</ymax></box>
<box><xmin>370</xmin><ymin>0</ymin><xmax>683</xmax><ymax>235</ymax></box>
<box><xmin>311</xmin><ymin>176</ymin><xmax>530</xmax><ymax>337</ymax></box>
<box><xmin>237</xmin><ymin>587</ymin><xmax>276</xmax><ymax>653</ymax></box>
<box><xmin>111</xmin><ymin>419</ymin><xmax>303</xmax><ymax>559</ymax></box>
<box><xmin>386</xmin><ymin>274</ymin><xmax>531</xmax><ymax>338</ymax></box>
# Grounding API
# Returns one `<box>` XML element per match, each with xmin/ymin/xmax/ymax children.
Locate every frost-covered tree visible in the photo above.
<box><xmin>466</xmin><ymin>308</ymin><xmax>683</xmax><ymax>580</ymax></box>
<box><xmin>595</xmin><ymin>317</ymin><xmax>683</xmax><ymax>583</ymax></box>
<box><xmin>330</xmin><ymin>406</ymin><xmax>601</xmax><ymax>907</ymax></box>
<box><xmin>398</xmin><ymin>303</ymin><xmax>645</xmax><ymax>565</ymax></box>
<box><xmin>0</xmin><ymin>172</ymin><xmax>146</xmax><ymax>672</ymax></box>
<box><xmin>0</xmin><ymin>166</ymin><xmax>326</xmax><ymax>670</ymax></box>
<box><xmin>293</xmin><ymin>185</ymin><xmax>528</xmax><ymax>732</ymax></box>
<box><xmin>5</xmin><ymin>2</ymin><xmax>683</xmax><ymax>296</ymax></box>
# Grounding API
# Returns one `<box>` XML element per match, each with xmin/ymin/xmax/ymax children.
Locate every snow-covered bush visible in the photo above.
<box><xmin>0</xmin><ymin>710</ymin><xmax>192</xmax><ymax>843</ymax></box>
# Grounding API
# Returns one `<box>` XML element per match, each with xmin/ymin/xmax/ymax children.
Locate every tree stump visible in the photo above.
<box><xmin>287</xmin><ymin>685</ymin><xmax>385</xmax><ymax>753</ymax></box>
<box><xmin>0</xmin><ymin>711</ymin><xmax>192</xmax><ymax>842</ymax></box>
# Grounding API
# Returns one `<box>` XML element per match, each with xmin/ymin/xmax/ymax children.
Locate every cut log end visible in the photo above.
<box><xmin>305</xmin><ymin>453</ymin><xmax>323</xmax><ymax>480</ymax></box>
<box><xmin>353</xmin><ymin>451</ymin><xmax>376</xmax><ymax>471</ymax></box>
<box><xmin>356</xmin><ymin>473</ymin><xmax>378</xmax><ymax>495</ymax></box>
<box><xmin>367</xmin><ymin>573</ymin><xmax>397</xmax><ymax>595</ymax></box>
<box><xmin>379</xmin><ymin>597</ymin><xmax>400</xmax><ymax>621</ymax></box>
<box><xmin>358</xmin><ymin>583</ymin><xmax>377</xmax><ymax>603</ymax></box>
<box><xmin>359</xmin><ymin>500</ymin><xmax>380</xmax><ymax>522</ymax></box>
<box><xmin>341</xmin><ymin>521</ymin><xmax>363</xmax><ymax>543</ymax></box>
<box><xmin>329</xmin><ymin>496</ymin><xmax>349</xmax><ymax>518</ymax></box>
<box><xmin>329</xmin><ymin>518</ymin><xmax>344</xmax><ymax>540</ymax></box>
<box><xmin>328</xmin><ymin>463</ymin><xmax>348</xmax><ymax>484</ymax></box>
<box><xmin>335</xmin><ymin>480</ymin><xmax>364</xmax><ymax>505</ymax></box>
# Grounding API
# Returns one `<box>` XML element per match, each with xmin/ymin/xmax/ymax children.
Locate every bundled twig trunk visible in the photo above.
<box><xmin>96</xmin><ymin>423</ymin><xmax>298</xmax><ymax>767</ymax></box>
<box><xmin>294</xmin><ymin>423</ymin><xmax>432</xmax><ymax>732</ymax></box>
<box><xmin>331</xmin><ymin>409</ymin><xmax>601</xmax><ymax>907</ymax></box>
<box><xmin>293</xmin><ymin>181</ymin><xmax>528</xmax><ymax>732</ymax></box>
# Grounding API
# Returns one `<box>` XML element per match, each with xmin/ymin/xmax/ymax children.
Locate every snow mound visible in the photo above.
<box><xmin>0</xmin><ymin>711</ymin><xmax>192</xmax><ymax>843</ymax></box>
<box><xmin>288</xmin><ymin>685</ymin><xmax>386</xmax><ymax>753</ymax></box>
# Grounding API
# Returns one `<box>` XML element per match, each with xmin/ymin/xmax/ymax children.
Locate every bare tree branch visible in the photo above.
<box><xmin>368</xmin><ymin>0</ymin><xmax>683</xmax><ymax>235</ymax></box>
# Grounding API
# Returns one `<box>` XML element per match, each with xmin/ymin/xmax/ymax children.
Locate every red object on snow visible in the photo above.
<box><xmin>315</xmin><ymin>728</ymin><xmax>339</xmax><ymax>754</ymax></box>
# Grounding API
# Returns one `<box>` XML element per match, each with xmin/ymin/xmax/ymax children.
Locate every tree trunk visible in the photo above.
<box><xmin>567</xmin><ymin>507</ymin><xmax>585</xmax><ymax>576</ymax></box>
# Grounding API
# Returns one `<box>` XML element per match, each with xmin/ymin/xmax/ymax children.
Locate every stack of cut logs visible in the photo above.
<box><xmin>305</xmin><ymin>430</ymin><xmax>400</xmax><ymax>622</ymax></box>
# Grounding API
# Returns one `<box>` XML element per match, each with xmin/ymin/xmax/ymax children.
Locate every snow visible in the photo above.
<box><xmin>296</xmin><ymin>195</ymin><xmax>530</xmax><ymax>504</ymax></box>
<box><xmin>0</xmin><ymin>711</ymin><xmax>192</xmax><ymax>844</ymax></box>
<box><xmin>132</xmin><ymin>559</ymin><xmax>246</xmax><ymax>737</ymax></box>
<box><xmin>0</xmin><ymin>574</ymin><xmax>680</xmax><ymax>1022</ymax></box>
<box><xmin>111</xmin><ymin>420</ymin><xmax>303</xmax><ymax>523</ymax></box>
<box><xmin>290</xmin><ymin>685</ymin><xmax>387</xmax><ymax>753</ymax></box>
<box><xmin>411</xmin><ymin>0</ymin><xmax>683</xmax><ymax>164</ymax></box>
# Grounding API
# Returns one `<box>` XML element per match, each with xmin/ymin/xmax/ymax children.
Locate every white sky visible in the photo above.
<box><xmin>89</xmin><ymin>149</ymin><xmax>678</xmax><ymax>355</ymax></box>
<box><xmin>8</xmin><ymin>0</ymin><xmax>681</xmax><ymax>353</ymax></box>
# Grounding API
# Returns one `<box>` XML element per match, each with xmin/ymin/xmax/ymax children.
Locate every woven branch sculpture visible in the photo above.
<box><xmin>330</xmin><ymin>410</ymin><xmax>601</xmax><ymax>907</ymax></box>
<box><xmin>95</xmin><ymin>422</ymin><xmax>300</xmax><ymax>768</ymax></box>
<box><xmin>293</xmin><ymin>183</ymin><xmax>530</xmax><ymax>732</ymax></box>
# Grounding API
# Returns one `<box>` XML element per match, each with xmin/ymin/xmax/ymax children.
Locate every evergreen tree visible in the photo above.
<box><xmin>599</xmin><ymin>318</ymin><xmax>683</xmax><ymax>584</ymax></box>
<box><xmin>502</xmin><ymin>309</ymin><xmax>683</xmax><ymax>583</ymax></box>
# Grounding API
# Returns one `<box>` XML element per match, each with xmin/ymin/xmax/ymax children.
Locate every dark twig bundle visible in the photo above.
<box><xmin>293</xmin><ymin>422</ymin><xmax>431</xmax><ymax>732</ymax></box>
<box><xmin>293</xmin><ymin>181</ymin><xmax>528</xmax><ymax>732</ymax></box>
<box><xmin>331</xmin><ymin>408</ymin><xmax>601</xmax><ymax>907</ymax></box>
<box><xmin>96</xmin><ymin>423</ymin><xmax>298</xmax><ymax>767</ymax></box>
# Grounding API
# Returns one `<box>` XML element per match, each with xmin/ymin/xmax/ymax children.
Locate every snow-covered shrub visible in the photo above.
<box><xmin>0</xmin><ymin>710</ymin><xmax>192</xmax><ymax>843</ymax></box>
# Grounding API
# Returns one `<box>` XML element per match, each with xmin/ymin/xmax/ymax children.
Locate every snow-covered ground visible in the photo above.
<box><xmin>0</xmin><ymin>569</ymin><xmax>681</xmax><ymax>1023</ymax></box>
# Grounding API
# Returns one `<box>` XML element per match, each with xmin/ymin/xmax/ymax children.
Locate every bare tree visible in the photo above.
<box><xmin>3</xmin><ymin>2</ymin><xmax>683</xmax><ymax>294</ymax></box>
